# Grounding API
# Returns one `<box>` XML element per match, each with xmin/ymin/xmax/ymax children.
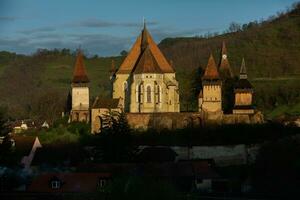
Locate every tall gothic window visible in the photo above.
<box><xmin>147</xmin><ymin>86</ymin><xmax>151</xmax><ymax>103</ymax></box>
<box><xmin>157</xmin><ymin>85</ymin><xmax>161</xmax><ymax>103</ymax></box>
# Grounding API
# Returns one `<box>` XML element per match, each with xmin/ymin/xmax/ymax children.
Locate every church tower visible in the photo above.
<box><xmin>199</xmin><ymin>54</ymin><xmax>222</xmax><ymax>113</ymax></box>
<box><xmin>233</xmin><ymin>58</ymin><xmax>254</xmax><ymax>114</ymax></box>
<box><xmin>113</xmin><ymin>22</ymin><xmax>179</xmax><ymax>113</ymax></box>
<box><xmin>70</xmin><ymin>50</ymin><xmax>90</xmax><ymax>122</ymax></box>
<box><xmin>219</xmin><ymin>41</ymin><xmax>233</xmax><ymax>79</ymax></box>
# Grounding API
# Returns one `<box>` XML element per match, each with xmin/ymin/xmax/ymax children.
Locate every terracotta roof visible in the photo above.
<box><xmin>72</xmin><ymin>50</ymin><xmax>89</xmax><ymax>83</ymax></box>
<box><xmin>203</xmin><ymin>54</ymin><xmax>220</xmax><ymax>80</ymax></box>
<box><xmin>117</xmin><ymin>25</ymin><xmax>174</xmax><ymax>74</ymax></box>
<box><xmin>27</xmin><ymin>173</ymin><xmax>111</xmax><ymax>192</ymax></box>
<box><xmin>219</xmin><ymin>41</ymin><xmax>233</xmax><ymax>79</ymax></box>
<box><xmin>92</xmin><ymin>97</ymin><xmax>121</xmax><ymax>109</ymax></box>
<box><xmin>133</xmin><ymin>46</ymin><xmax>162</xmax><ymax>74</ymax></box>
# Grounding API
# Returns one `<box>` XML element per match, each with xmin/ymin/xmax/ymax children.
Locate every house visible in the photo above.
<box><xmin>27</xmin><ymin>173</ymin><xmax>111</xmax><ymax>192</ymax></box>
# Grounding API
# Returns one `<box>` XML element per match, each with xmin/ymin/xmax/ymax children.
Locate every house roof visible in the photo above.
<box><xmin>27</xmin><ymin>173</ymin><xmax>111</xmax><ymax>193</ymax></box>
<box><xmin>117</xmin><ymin>24</ymin><xmax>174</xmax><ymax>74</ymax></box>
<box><xmin>203</xmin><ymin>54</ymin><xmax>220</xmax><ymax>80</ymax></box>
<box><xmin>11</xmin><ymin>135</ymin><xmax>37</xmax><ymax>155</ymax></box>
<box><xmin>219</xmin><ymin>41</ymin><xmax>234</xmax><ymax>79</ymax></box>
<box><xmin>72</xmin><ymin>50</ymin><xmax>89</xmax><ymax>83</ymax></box>
<box><xmin>92</xmin><ymin>97</ymin><xmax>121</xmax><ymax>109</ymax></box>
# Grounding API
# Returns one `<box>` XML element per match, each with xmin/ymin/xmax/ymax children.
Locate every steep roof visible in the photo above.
<box><xmin>203</xmin><ymin>54</ymin><xmax>220</xmax><ymax>80</ymax></box>
<box><xmin>219</xmin><ymin>41</ymin><xmax>233</xmax><ymax>79</ymax></box>
<box><xmin>133</xmin><ymin>46</ymin><xmax>162</xmax><ymax>74</ymax></box>
<box><xmin>235</xmin><ymin>58</ymin><xmax>253</xmax><ymax>90</ymax></box>
<box><xmin>239</xmin><ymin>58</ymin><xmax>247</xmax><ymax>79</ymax></box>
<box><xmin>72</xmin><ymin>50</ymin><xmax>89</xmax><ymax>83</ymax></box>
<box><xmin>117</xmin><ymin>25</ymin><xmax>174</xmax><ymax>74</ymax></box>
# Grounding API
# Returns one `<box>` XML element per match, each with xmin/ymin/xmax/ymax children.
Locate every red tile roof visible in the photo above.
<box><xmin>27</xmin><ymin>173</ymin><xmax>111</xmax><ymax>193</ymax></box>
<box><xmin>203</xmin><ymin>54</ymin><xmax>220</xmax><ymax>80</ymax></box>
<box><xmin>72</xmin><ymin>50</ymin><xmax>89</xmax><ymax>83</ymax></box>
<box><xmin>117</xmin><ymin>25</ymin><xmax>174</xmax><ymax>74</ymax></box>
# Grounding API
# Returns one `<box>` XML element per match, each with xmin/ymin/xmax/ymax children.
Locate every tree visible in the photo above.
<box><xmin>98</xmin><ymin>111</ymin><xmax>137</xmax><ymax>163</ymax></box>
<box><xmin>120</xmin><ymin>50</ymin><xmax>128</xmax><ymax>56</ymax></box>
<box><xmin>228</xmin><ymin>22</ymin><xmax>242</xmax><ymax>32</ymax></box>
<box><xmin>0</xmin><ymin>107</ymin><xmax>9</xmax><ymax>136</ymax></box>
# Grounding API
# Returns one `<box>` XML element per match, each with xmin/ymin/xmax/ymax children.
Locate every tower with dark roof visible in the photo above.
<box><xmin>233</xmin><ymin>58</ymin><xmax>254</xmax><ymax>114</ymax></box>
<box><xmin>70</xmin><ymin>49</ymin><xmax>90</xmax><ymax>122</ymax></box>
<box><xmin>199</xmin><ymin>54</ymin><xmax>222</xmax><ymax>114</ymax></box>
<box><xmin>112</xmin><ymin>22</ymin><xmax>179</xmax><ymax>113</ymax></box>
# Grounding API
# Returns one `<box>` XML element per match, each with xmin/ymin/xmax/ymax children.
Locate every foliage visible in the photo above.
<box><xmin>97</xmin><ymin>111</ymin><xmax>137</xmax><ymax>163</ymax></box>
<box><xmin>106</xmin><ymin>176</ymin><xmax>181</xmax><ymax>200</ymax></box>
<box><xmin>0</xmin><ymin>106</ymin><xmax>9</xmax><ymax>136</ymax></box>
<box><xmin>252</xmin><ymin>137</ymin><xmax>300</xmax><ymax>196</ymax></box>
<box><xmin>132</xmin><ymin>123</ymin><xmax>300</xmax><ymax>146</ymax></box>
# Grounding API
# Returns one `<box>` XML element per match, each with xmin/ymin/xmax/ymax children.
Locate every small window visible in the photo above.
<box><xmin>51</xmin><ymin>180</ymin><xmax>61</xmax><ymax>189</ymax></box>
<box><xmin>99</xmin><ymin>179</ymin><xmax>107</xmax><ymax>188</ymax></box>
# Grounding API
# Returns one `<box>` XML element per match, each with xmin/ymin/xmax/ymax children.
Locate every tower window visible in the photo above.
<box><xmin>147</xmin><ymin>86</ymin><xmax>151</xmax><ymax>103</ymax></box>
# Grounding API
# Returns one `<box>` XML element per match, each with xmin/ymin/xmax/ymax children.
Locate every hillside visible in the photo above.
<box><xmin>0</xmin><ymin>4</ymin><xmax>300</xmax><ymax>121</ymax></box>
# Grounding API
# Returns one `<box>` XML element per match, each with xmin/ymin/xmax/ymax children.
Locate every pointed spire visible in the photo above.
<box><xmin>141</xmin><ymin>19</ymin><xmax>148</xmax><ymax>51</ymax></box>
<box><xmin>219</xmin><ymin>41</ymin><xmax>233</xmax><ymax>78</ymax></box>
<box><xmin>72</xmin><ymin>49</ymin><xmax>89</xmax><ymax>83</ymax></box>
<box><xmin>221</xmin><ymin>41</ymin><xmax>227</xmax><ymax>56</ymax></box>
<box><xmin>203</xmin><ymin>53</ymin><xmax>220</xmax><ymax>80</ymax></box>
<box><xmin>239</xmin><ymin>58</ymin><xmax>247</xmax><ymax>79</ymax></box>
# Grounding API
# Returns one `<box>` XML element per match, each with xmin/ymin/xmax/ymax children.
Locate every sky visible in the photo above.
<box><xmin>0</xmin><ymin>0</ymin><xmax>298</xmax><ymax>56</ymax></box>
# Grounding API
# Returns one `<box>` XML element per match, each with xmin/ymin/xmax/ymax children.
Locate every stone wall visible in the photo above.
<box><xmin>126</xmin><ymin>111</ymin><xmax>264</xmax><ymax>130</ymax></box>
<box><xmin>126</xmin><ymin>112</ymin><xmax>203</xmax><ymax>130</ymax></box>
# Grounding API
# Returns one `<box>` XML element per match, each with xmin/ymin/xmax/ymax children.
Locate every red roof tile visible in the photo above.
<box><xmin>72</xmin><ymin>50</ymin><xmax>89</xmax><ymax>83</ymax></box>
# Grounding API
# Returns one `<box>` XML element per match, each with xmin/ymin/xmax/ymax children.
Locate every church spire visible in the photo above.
<box><xmin>141</xmin><ymin>19</ymin><xmax>149</xmax><ymax>51</ymax></box>
<box><xmin>219</xmin><ymin>41</ymin><xmax>233</xmax><ymax>79</ymax></box>
<box><xmin>72</xmin><ymin>49</ymin><xmax>89</xmax><ymax>83</ymax></box>
<box><xmin>203</xmin><ymin>53</ymin><xmax>220</xmax><ymax>80</ymax></box>
<box><xmin>239</xmin><ymin>58</ymin><xmax>247</xmax><ymax>79</ymax></box>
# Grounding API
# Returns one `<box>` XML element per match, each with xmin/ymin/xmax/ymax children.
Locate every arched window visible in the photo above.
<box><xmin>75</xmin><ymin>112</ymin><xmax>79</xmax><ymax>121</ymax></box>
<box><xmin>147</xmin><ymin>86</ymin><xmax>151</xmax><ymax>103</ymax></box>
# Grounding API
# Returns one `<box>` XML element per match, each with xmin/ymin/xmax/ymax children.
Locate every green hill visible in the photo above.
<box><xmin>0</xmin><ymin>3</ymin><xmax>300</xmax><ymax>121</ymax></box>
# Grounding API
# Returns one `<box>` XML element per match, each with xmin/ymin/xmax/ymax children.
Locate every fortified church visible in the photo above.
<box><xmin>68</xmin><ymin>24</ymin><xmax>263</xmax><ymax>133</ymax></box>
